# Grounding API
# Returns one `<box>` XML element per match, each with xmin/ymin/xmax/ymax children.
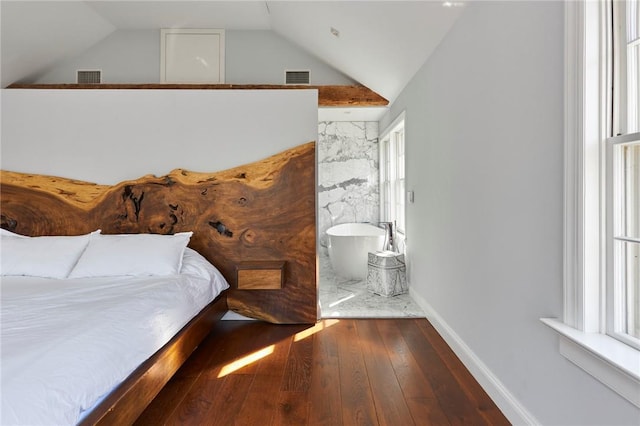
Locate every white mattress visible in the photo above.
<box><xmin>1</xmin><ymin>272</ymin><xmax>227</xmax><ymax>425</ymax></box>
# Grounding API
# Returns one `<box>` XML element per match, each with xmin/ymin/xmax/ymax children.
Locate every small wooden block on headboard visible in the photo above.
<box><xmin>236</xmin><ymin>261</ymin><xmax>285</xmax><ymax>290</ymax></box>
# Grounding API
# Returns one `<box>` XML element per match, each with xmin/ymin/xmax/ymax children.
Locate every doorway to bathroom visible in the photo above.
<box><xmin>317</xmin><ymin>115</ymin><xmax>423</xmax><ymax>318</ymax></box>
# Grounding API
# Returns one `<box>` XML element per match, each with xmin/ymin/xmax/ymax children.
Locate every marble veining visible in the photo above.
<box><xmin>318</xmin><ymin>121</ymin><xmax>379</xmax><ymax>253</ymax></box>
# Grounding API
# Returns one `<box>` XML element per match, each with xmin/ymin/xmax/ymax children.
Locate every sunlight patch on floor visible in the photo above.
<box><xmin>328</xmin><ymin>293</ymin><xmax>355</xmax><ymax>308</ymax></box>
<box><xmin>294</xmin><ymin>318</ymin><xmax>340</xmax><ymax>342</ymax></box>
<box><xmin>218</xmin><ymin>345</ymin><xmax>274</xmax><ymax>377</ymax></box>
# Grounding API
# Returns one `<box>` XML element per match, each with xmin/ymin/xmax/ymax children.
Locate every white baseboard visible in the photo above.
<box><xmin>410</xmin><ymin>289</ymin><xmax>540</xmax><ymax>426</ymax></box>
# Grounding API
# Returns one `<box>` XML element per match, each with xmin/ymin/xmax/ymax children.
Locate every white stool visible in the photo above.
<box><xmin>366</xmin><ymin>251</ymin><xmax>407</xmax><ymax>297</ymax></box>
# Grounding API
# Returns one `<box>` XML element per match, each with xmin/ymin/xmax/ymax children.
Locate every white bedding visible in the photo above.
<box><xmin>1</xmin><ymin>267</ymin><xmax>228</xmax><ymax>425</ymax></box>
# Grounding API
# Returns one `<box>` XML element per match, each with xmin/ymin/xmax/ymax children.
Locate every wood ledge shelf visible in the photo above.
<box><xmin>236</xmin><ymin>261</ymin><xmax>285</xmax><ymax>290</ymax></box>
<box><xmin>6</xmin><ymin>83</ymin><xmax>389</xmax><ymax>107</ymax></box>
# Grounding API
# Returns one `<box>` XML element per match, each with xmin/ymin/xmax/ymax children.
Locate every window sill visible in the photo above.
<box><xmin>541</xmin><ymin>318</ymin><xmax>640</xmax><ymax>408</ymax></box>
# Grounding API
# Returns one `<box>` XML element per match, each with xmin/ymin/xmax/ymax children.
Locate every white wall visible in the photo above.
<box><xmin>34</xmin><ymin>30</ymin><xmax>161</xmax><ymax>84</ymax></box>
<box><xmin>380</xmin><ymin>1</ymin><xmax>640</xmax><ymax>425</ymax></box>
<box><xmin>1</xmin><ymin>89</ymin><xmax>317</xmax><ymax>184</ymax></box>
<box><xmin>34</xmin><ymin>29</ymin><xmax>356</xmax><ymax>86</ymax></box>
<box><xmin>226</xmin><ymin>30</ymin><xmax>355</xmax><ymax>85</ymax></box>
<box><xmin>0</xmin><ymin>1</ymin><xmax>115</xmax><ymax>88</ymax></box>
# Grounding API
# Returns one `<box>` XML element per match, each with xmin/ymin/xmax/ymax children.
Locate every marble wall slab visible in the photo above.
<box><xmin>318</xmin><ymin>121</ymin><xmax>379</xmax><ymax>252</ymax></box>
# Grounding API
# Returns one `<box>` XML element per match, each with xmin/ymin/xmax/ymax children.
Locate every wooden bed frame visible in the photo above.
<box><xmin>78</xmin><ymin>294</ymin><xmax>228</xmax><ymax>425</ymax></box>
<box><xmin>0</xmin><ymin>143</ymin><xmax>317</xmax><ymax>424</ymax></box>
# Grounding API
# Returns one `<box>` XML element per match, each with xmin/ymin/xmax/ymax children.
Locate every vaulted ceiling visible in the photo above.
<box><xmin>1</xmin><ymin>1</ymin><xmax>465</xmax><ymax>104</ymax></box>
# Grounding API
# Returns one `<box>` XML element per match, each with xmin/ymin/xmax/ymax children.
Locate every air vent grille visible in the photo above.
<box><xmin>285</xmin><ymin>70</ymin><xmax>310</xmax><ymax>85</ymax></box>
<box><xmin>77</xmin><ymin>70</ymin><xmax>101</xmax><ymax>84</ymax></box>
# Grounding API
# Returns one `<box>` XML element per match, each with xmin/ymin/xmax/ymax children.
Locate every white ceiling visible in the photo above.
<box><xmin>87</xmin><ymin>1</ymin><xmax>272</xmax><ymax>31</ymax></box>
<box><xmin>1</xmin><ymin>1</ymin><xmax>465</xmax><ymax>109</ymax></box>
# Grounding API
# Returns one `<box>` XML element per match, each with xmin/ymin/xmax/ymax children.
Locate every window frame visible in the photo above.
<box><xmin>541</xmin><ymin>0</ymin><xmax>640</xmax><ymax>408</ymax></box>
<box><xmin>608</xmin><ymin>0</ymin><xmax>640</xmax><ymax>348</ymax></box>
<box><xmin>606</xmin><ymin>133</ymin><xmax>640</xmax><ymax>349</ymax></box>
<box><xmin>379</xmin><ymin>112</ymin><xmax>406</xmax><ymax>237</ymax></box>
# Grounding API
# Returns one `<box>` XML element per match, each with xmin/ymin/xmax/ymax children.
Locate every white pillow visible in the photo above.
<box><xmin>0</xmin><ymin>228</ymin><xmax>28</xmax><ymax>238</ymax></box>
<box><xmin>0</xmin><ymin>229</ymin><xmax>100</xmax><ymax>239</ymax></box>
<box><xmin>69</xmin><ymin>232</ymin><xmax>193</xmax><ymax>278</ymax></box>
<box><xmin>0</xmin><ymin>234</ymin><xmax>92</xmax><ymax>278</ymax></box>
<box><xmin>180</xmin><ymin>247</ymin><xmax>230</xmax><ymax>291</ymax></box>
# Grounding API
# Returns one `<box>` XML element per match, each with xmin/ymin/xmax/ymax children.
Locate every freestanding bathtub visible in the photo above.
<box><xmin>326</xmin><ymin>223</ymin><xmax>386</xmax><ymax>280</ymax></box>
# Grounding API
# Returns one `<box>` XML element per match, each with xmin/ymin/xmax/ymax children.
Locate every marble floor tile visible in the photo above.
<box><xmin>319</xmin><ymin>254</ymin><xmax>425</xmax><ymax>318</ymax></box>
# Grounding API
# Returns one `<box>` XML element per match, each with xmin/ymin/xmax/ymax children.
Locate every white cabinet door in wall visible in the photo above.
<box><xmin>160</xmin><ymin>29</ymin><xmax>225</xmax><ymax>83</ymax></box>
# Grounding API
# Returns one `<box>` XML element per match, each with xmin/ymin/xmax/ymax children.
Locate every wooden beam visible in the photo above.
<box><xmin>6</xmin><ymin>83</ymin><xmax>389</xmax><ymax>107</ymax></box>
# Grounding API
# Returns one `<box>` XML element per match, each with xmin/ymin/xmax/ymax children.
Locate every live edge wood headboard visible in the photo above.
<box><xmin>0</xmin><ymin>142</ymin><xmax>317</xmax><ymax>324</ymax></box>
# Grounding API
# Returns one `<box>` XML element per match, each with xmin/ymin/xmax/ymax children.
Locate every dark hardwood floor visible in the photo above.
<box><xmin>135</xmin><ymin>319</ymin><xmax>510</xmax><ymax>426</ymax></box>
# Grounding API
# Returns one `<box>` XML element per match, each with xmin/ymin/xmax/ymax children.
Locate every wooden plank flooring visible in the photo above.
<box><xmin>135</xmin><ymin>319</ymin><xmax>510</xmax><ymax>426</ymax></box>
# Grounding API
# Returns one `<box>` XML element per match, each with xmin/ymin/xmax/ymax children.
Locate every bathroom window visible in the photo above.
<box><xmin>380</xmin><ymin>115</ymin><xmax>406</xmax><ymax>236</ymax></box>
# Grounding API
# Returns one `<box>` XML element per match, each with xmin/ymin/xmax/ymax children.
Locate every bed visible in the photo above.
<box><xmin>0</xmin><ymin>230</ymin><xmax>229</xmax><ymax>425</ymax></box>
<box><xmin>0</xmin><ymin>143</ymin><xmax>317</xmax><ymax>424</ymax></box>
<box><xmin>1</xmin><ymin>232</ymin><xmax>229</xmax><ymax>425</ymax></box>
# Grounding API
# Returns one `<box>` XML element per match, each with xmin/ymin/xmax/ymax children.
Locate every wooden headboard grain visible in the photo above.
<box><xmin>0</xmin><ymin>142</ymin><xmax>317</xmax><ymax>324</ymax></box>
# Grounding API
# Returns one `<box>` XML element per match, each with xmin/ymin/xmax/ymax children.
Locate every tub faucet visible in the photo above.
<box><xmin>378</xmin><ymin>221</ymin><xmax>394</xmax><ymax>252</ymax></box>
